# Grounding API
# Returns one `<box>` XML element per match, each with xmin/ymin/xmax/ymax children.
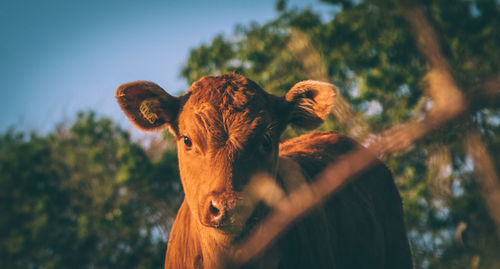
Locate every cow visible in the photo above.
<box><xmin>115</xmin><ymin>73</ymin><xmax>413</xmax><ymax>269</ymax></box>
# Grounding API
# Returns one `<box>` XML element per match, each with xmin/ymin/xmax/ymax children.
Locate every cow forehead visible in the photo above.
<box><xmin>181</xmin><ymin>74</ymin><xmax>276</xmax><ymax>130</ymax></box>
<box><xmin>186</xmin><ymin>73</ymin><xmax>270</xmax><ymax>111</ymax></box>
<box><xmin>179</xmin><ymin>74</ymin><xmax>279</xmax><ymax>154</ymax></box>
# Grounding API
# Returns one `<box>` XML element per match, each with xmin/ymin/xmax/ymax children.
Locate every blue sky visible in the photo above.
<box><xmin>0</xmin><ymin>0</ymin><xmax>332</xmax><ymax>135</ymax></box>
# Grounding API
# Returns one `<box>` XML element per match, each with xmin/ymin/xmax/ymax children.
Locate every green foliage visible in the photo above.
<box><xmin>0</xmin><ymin>112</ymin><xmax>182</xmax><ymax>268</ymax></box>
<box><xmin>180</xmin><ymin>0</ymin><xmax>500</xmax><ymax>268</ymax></box>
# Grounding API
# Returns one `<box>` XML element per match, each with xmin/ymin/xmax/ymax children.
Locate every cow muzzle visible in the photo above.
<box><xmin>200</xmin><ymin>192</ymin><xmax>238</xmax><ymax>230</ymax></box>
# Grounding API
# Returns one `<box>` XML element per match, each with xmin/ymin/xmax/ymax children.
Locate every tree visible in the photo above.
<box><xmin>0</xmin><ymin>112</ymin><xmax>182</xmax><ymax>268</ymax></box>
<box><xmin>180</xmin><ymin>0</ymin><xmax>500</xmax><ymax>267</ymax></box>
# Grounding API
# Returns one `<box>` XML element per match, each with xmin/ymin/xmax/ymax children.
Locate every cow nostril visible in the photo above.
<box><xmin>209</xmin><ymin>200</ymin><xmax>222</xmax><ymax>218</ymax></box>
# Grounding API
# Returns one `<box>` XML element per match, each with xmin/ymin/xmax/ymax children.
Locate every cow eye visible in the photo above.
<box><xmin>182</xmin><ymin>136</ymin><xmax>193</xmax><ymax>149</ymax></box>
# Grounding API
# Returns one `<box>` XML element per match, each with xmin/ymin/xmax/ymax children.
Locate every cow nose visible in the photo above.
<box><xmin>209</xmin><ymin>199</ymin><xmax>224</xmax><ymax>223</ymax></box>
<box><xmin>200</xmin><ymin>194</ymin><xmax>236</xmax><ymax>229</ymax></box>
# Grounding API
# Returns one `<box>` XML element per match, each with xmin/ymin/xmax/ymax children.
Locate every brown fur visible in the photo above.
<box><xmin>116</xmin><ymin>73</ymin><xmax>413</xmax><ymax>269</ymax></box>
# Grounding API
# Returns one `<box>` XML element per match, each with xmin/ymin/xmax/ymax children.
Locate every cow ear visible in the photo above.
<box><xmin>284</xmin><ymin>80</ymin><xmax>337</xmax><ymax>130</ymax></box>
<box><xmin>115</xmin><ymin>81</ymin><xmax>181</xmax><ymax>133</ymax></box>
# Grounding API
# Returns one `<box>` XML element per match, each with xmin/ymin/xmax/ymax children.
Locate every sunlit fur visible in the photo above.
<box><xmin>116</xmin><ymin>73</ymin><xmax>413</xmax><ymax>269</ymax></box>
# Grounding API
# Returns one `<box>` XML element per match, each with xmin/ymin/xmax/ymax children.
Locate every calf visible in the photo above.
<box><xmin>116</xmin><ymin>73</ymin><xmax>413</xmax><ymax>268</ymax></box>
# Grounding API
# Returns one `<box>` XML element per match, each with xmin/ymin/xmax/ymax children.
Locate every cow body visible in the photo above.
<box><xmin>116</xmin><ymin>73</ymin><xmax>413</xmax><ymax>269</ymax></box>
<box><xmin>165</xmin><ymin>131</ymin><xmax>412</xmax><ymax>268</ymax></box>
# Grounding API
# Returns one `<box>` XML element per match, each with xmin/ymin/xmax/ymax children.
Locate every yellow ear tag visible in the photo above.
<box><xmin>140</xmin><ymin>101</ymin><xmax>159</xmax><ymax>124</ymax></box>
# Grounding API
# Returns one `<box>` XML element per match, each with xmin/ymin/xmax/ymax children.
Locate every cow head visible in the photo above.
<box><xmin>116</xmin><ymin>73</ymin><xmax>335</xmax><ymax>236</ymax></box>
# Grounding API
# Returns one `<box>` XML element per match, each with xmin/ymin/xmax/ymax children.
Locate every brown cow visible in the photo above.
<box><xmin>116</xmin><ymin>73</ymin><xmax>413</xmax><ymax>268</ymax></box>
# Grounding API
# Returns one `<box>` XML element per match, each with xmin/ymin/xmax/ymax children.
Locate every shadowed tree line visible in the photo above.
<box><xmin>0</xmin><ymin>112</ymin><xmax>183</xmax><ymax>268</ymax></box>
<box><xmin>1</xmin><ymin>0</ymin><xmax>500</xmax><ymax>268</ymax></box>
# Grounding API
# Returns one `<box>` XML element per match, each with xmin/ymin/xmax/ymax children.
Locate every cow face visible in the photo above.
<box><xmin>116</xmin><ymin>73</ymin><xmax>335</xmax><ymax>235</ymax></box>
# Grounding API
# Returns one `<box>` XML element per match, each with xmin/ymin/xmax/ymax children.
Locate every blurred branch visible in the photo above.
<box><xmin>454</xmin><ymin>221</ymin><xmax>468</xmax><ymax>247</ymax></box>
<box><xmin>399</xmin><ymin>0</ymin><xmax>500</xmax><ymax>240</ymax></box>
<box><xmin>467</xmin><ymin>73</ymin><xmax>500</xmax><ymax>110</ymax></box>
<box><xmin>465</xmin><ymin>130</ymin><xmax>500</xmax><ymax>239</ymax></box>
<box><xmin>426</xmin><ymin>144</ymin><xmax>452</xmax><ymax>198</ymax></box>
<box><xmin>287</xmin><ymin>28</ymin><xmax>371</xmax><ymax>139</ymax></box>
<box><xmin>403</xmin><ymin>2</ymin><xmax>465</xmax><ymax>107</ymax></box>
<box><xmin>286</xmin><ymin>28</ymin><xmax>329</xmax><ymax>82</ymax></box>
<box><xmin>371</xmin><ymin>1</ymin><xmax>465</xmax><ymax>154</ymax></box>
